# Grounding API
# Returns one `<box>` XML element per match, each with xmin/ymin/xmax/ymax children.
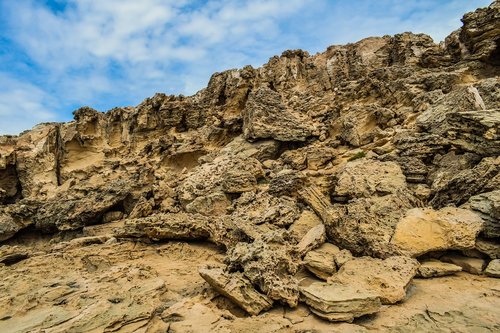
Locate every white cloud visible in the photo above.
<box><xmin>0</xmin><ymin>74</ymin><xmax>58</xmax><ymax>135</ymax></box>
<box><xmin>0</xmin><ymin>0</ymin><xmax>493</xmax><ymax>134</ymax></box>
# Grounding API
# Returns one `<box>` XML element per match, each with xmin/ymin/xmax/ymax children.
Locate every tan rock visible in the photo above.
<box><xmin>334</xmin><ymin>249</ymin><xmax>354</xmax><ymax>268</ymax></box>
<box><xmin>296</xmin><ymin>224</ymin><xmax>326</xmax><ymax>256</ymax></box>
<box><xmin>484</xmin><ymin>259</ymin><xmax>500</xmax><ymax>278</ymax></box>
<box><xmin>332</xmin><ymin>159</ymin><xmax>407</xmax><ymax>200</ymax></box>
<box><xmin>328</xmin><ymin>256</ymin><xmax>419</xmax><ymax>304</ymax></box>
<box><xmin>289</xmin><ymin>210</ymin><xmax>322</xmax><ymax>241</ymax></box>
<box><xmin>102</xmin><ymin>211</ymin><xmax>123</xmax><ymax>223</ymax></box>
<box><xmin>304</xmin><ymin>243</ymin><xmax>340</xmax><ymax>280</ymax></box>
<box><xmin>441</xmin><ymin>253</ymin><xmax>487</xmax><ymax>275</ymax></box>
<box><xmin>115</xmin><ymin>213</ymin><xmax>211</xmax><ymax>241</ymax></box>
<box><xmin>391</xmin><ymin>207</ymin><xmax>484</xmax><ymax>257</ymax></box>
<box><xmin>221</xmin><ymin>170</ymin><xmax>257</xmax><ymax>193</ymax></box>
<box><xmin>199</xmin><ymin>267</ymin><xmax>273</xmax><ymax>316</ymax></box>
<box><xmin>475</xmin><ymin>238</ymin><xmax>500</xmax><ymax>259</ymax></box>
<box><xmin>300</xmin><ymin>282</ymin><xmax>381</xmax><ymax>322</ymax></box>
<box><xmin>417</xmin><ymin>260</ymin><xmax>462</xmax><ymax>278</ymax></box>
<box><xmin>242</xmin><ymin>86</ymin><xmax>316</xmax><ymax>142</ymax></box>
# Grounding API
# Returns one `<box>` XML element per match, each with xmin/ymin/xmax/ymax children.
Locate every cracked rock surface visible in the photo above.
<box><xmin>0</xmin><ymin>1</ymin><xmax>499</xmax><ymax>332</ymax></box>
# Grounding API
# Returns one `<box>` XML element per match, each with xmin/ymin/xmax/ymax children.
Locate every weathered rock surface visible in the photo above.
<box><xmin>0</xmin><ymin>1</ymin><xmax>499</xmax><ymax>330</ymax></box>
<box><xmin>328</xmin><ymin>256</ymin><xmax>420</xmax><ymax>304</ymax></box>
<box><xmin>199</xmin><ymin>267</ymin><xmax>273</xmax><ymax>315</ymax></box>
<box><xmin>242</xmin><ymin>86</ymin><xmax>316</xmax><ymax>142</ymax></box>
<box><xmin>300</xmin><ymin>282</ymin><xmax>381</xmax><ymax>322</ymax></box>
<box><xmin>484</xmin><ymin>259</ymin><xmax>500</xmax><ymax>277</ymax></box>
<box><xmin>465</xmin><ymin>190</ymin><xmax>500</xmax><ymax>238</ymax></box>
<box><xmin>417</xmin><ymin>260</ymin><xmax>462</xmax><ymax>278</ymax></box>
<box><xmin>441</xmin><ymin>253</ymin><xmax>487</xmax><ymax>275</ymax></box>
<box><xmin>303</xmin><ymin>243</ymin><xmax>340</xmax><ymax>280</ymax></box>
<box><xmin>391</xmin><ymin>207</ymin><xmax>484</xmax><ymax>257</ymax></box>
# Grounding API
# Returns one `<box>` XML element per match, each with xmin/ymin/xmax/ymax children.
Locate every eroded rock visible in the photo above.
<box><xmin>417</xmin><ymin>260</ymin><xmax>462</xmax><ymax>278</ymax></box>
<box><xmin>300</xmin><ymin>282</ymin><xmax>381</xmax><ymax>322</ymax></box>
<box><xmin>199</xmin><ymin>267</ymin><xmax>273</xmax><ymax>315</ymax></box>
<box><xmin>391</xmin><ymin>207</ymin><xmax>484</xmax><ymax>257</ymax></box>
<box><xmin>328</xmin><ymin>256</ymin><xmax>419</xmax><ymax>304</ymax></box>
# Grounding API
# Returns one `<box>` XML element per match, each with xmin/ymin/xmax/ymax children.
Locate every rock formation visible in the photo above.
<box><xmin>0</xmin><ymin>1</ymin><xmax>499</xmax><ymax>332</ymax></box>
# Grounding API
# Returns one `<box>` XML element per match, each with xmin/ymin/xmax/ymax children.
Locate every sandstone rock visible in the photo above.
<box><xmin>460</xmin><ymin>0</ymin><xmax>500</xmax><ymax>64</ymax></box>
<box><xmin>484</xmin><ymin>259</ymin><xmax>500</xmax><ymax>278</ymax></box>
<box><xmin>34</xmin><ymin>180</ymin><xmax>132</xmax><ymax>232</ymax></box>
<box><xmin>299</xmin><ymin>186</ymin><xmax>336</xmax><ymax>225</ymax></box>
<box><xmin>332</xmin><ymin>159</ymin><xmax>406</xmax><ymax>201</ymax></box>
<box><xmin>417</xmin><ymin>260</ymin><xmax>462</xmax><ymax>278</ymax></box>
<box><xmin>222</xmin><ymin>170</ymin><xmax>257</xmax><ymax>194</ymax></box>
<box><xmin>430</xmin><ymin>157</ymin><xmax>500</xmax><ymax>208</ymax></box>
<box><xmin>199</xmin><ymin>267</ymin><xmax>273</xmax><ymax>315</ymax></box>
<box><xmin>115</xmin><ymin>213</ymin><xmax>211</xmax><ymax>241</ymax></box>
<box><xmin>475</xmin><ymin>238</ymin><xmax>500</xmax><ymax>259</ymax></box>
<box><xmin>300</xmin><ymin>282</ymin><xmax>381</xmax><ymax>322</ymax></box>
<box><xmin>0</xmin><ymin>212</ymin><xmax>26</xmax><ymax>242</ymax></box>
<box><xmin>334</xmin><ymin>249</ymin><xmax>354</xmax><ymax>268</ymax></box>
<box><xmin>177</xmin><ymin>155</ymin><xmax>263</xmax><ymax>208</ymax></box>
<box><xmin>185</xmin><ymin>191</ymin><xmax>231</xmax><ymax>216</ymax></box>
<box><xmin>102</xmin><ymin>211</ymin><xmax>123</xmax><ymax>223</ymax></box>
<box><xmin>327</xmin><ymin>192</ymin><xmax>418</xmax><ymax>257</ymax></box>
<box><xmin>391</xmin><ymin>207</ymin><xmax>484</xmax><ymax>257</ymax></box>
<box><xmin>441</xmin><ymin>253</ymin><xmax>487</xmax><ymax>275</ymax></box>
<box><xmin>328</xmin><ymin>256</ymin><xmax>419</xmax><ymax>304</ymax></box>
<box><xmin>226</xmin><ymin>240</ymin><xmax>300</xmax><ymax>307</ymax></box>
<box><xmin>0</xmin><ymin>2</ymin><xmax>498</xmax><ymax>330</ymax></box>
<box><xmin>288</xmin><ymin>210</ymin><xmax>322</xmax><ymax>242</ymax></box>
<box><xmin>242</xmin><ymin>86</ymin><xmax>316</xmax><ymax>142</ymax></box>
<box><xmin>0</xmin><ymin>246</ymin><xmax>30</xmax><ymax>265</ymax></box>
<box><xmin>295</xmin><ymin>224</ymin><xmax>326</xmax><ymax>256</ymax></box>
<box><xmin>465</xmin><ymin>190</ymin><xmax>500</xmax><ymax>238</ymax></box>
<box><xmin>268</xmin><ymin>169</ymin><xmax>306</xmax><ymax>197</ymax></box>
<box><xmin>303</xmin><ymin>243</ymin><xmax>340</xmax><ymax>280</ymax></box>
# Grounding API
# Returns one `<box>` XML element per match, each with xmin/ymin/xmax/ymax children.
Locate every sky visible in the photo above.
<box><xmin>0</xmin><ymin>0</ymin><xmax>492</xmax><ymax>135</ymax></box>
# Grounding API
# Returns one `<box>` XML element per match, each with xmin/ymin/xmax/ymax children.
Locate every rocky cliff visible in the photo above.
<box><xmin>0</xmin><ymin>2</ymin><xmax>499</xmax><ymax>332</ymax></box>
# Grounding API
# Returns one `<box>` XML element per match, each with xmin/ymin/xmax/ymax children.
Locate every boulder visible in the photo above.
<box><xmin>484</xmin><ymin>259</ymin><xmax>500</xmax><ymax>278</ymax></box>
<box><xmin>199</xmin><ymin>267</ymin><xmax>273</xmax><ymax>315</ymax></box>
<box><xmin>221</xmin><ymin>170</ymin><xmax>257</xmax><ymax>194</ymax></box>
<box><xmin>225</xmin><ymin>240</ymin><xmax>300</xmax><ymax>307</ymax></box>
<box><xmin>417</xmin><ymin>260</ymin><xmax>462</xmax><ymax>278</ymax></box>
<box><xmin>440</xmin><ymin>253</ymin><xmax>487</xmax><ymax>275</ymax></box>
<box><xmin>475</xmin><ymin>238</ymin><xmax>500</xmax><ymax>259</ymax></box>
<box><xmin>288</xmin><ymin>210</ymin><xmax>322</xmax><ymax>241</ymax></box>
<box><xmin>391</xmin><ymin>207</ymin><xmax>484</xmax><ymax>257</ymax></box>
<box><xmin>295</xmin><ymin>224</ymin><xmax>326</xmax><ymax>256</ymax></box>
<box><xmin>465</xmin><ymin>190</ymin><xmax>500</xmax><ymax>238</ymax></box>
<box><xmin>328</xmin><ymin>256</ymin><xmax>419</xmax><ymax>304</ymax></box>
<box><xmin>300</xmin><ymin>282</ymin><xmax>381</xmax><ymax>322</ymax></box>
<box><xmin>303</xmin><ymin>243</ymin><xmax>340</xmax><ymax>280</ymax></box>
<box><xmin>332</xmin><ymin>159</ymin><xmax>407</xmax><ymax>201</ymax></box>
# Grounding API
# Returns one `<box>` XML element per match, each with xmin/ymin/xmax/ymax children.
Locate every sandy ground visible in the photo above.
<box><xmin>1</xmin><ymin>225</ymin><xmax>499</xmax><ymax>333</ymax></box>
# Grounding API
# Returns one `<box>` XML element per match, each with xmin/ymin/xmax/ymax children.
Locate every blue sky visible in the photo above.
<box><xmin>0</xmin><ymin>0</ymin><xmax>491</xmax><ymax>134</ymax></box>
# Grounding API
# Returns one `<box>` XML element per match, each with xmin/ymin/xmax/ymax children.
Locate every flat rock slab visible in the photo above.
<box><xmin>391</xmin><ymin>207</ymin><xmax>484</xmax><ymax>257</ymax></box>
<box><xmin>199</xmin><ymin>267</ymin><xmax>273</xmax><ymax>316</ymax></box>
<box><xmin>417</xmin><ymin>260</ymin><xmax>462</xmax><ymax>278</ymax></box>
<box><xmin>296</xmin><ymin>224</ymin><xmax>326</xmax><ymax>256</ymax></box>
<box><xmin>328</xmin><ymin>256</ymin><xmax>419</xmax><ymax>304</ymax></box>
<box><xmin>484</xmin><ymin>259</ymin><xmax>500</xmax><ymax>278</ymax></box>
<box><xmin>440</xmin><ymin>254</ymin><xmax>487</xmax><ymax>275</ymax></box>
<box><xmin>300</xmin><ymin>282</ymin><xmax>381</xmax><ymax>322</ymax></box>
<box><xmin>304</xmin><ymin>243</ymin><xmax>340</xmax><ymax>280</ymax></box>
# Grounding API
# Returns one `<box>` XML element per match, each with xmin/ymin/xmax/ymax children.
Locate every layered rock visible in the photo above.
<box><xmin>0</xmin><ymin>1</ymin><xmax>499</xmax><ymax>329</ymax></box>
<box><xmin>391</xmin><ymin>207</ymin><xmax>484</xmax><ymax>257</ymax></box>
